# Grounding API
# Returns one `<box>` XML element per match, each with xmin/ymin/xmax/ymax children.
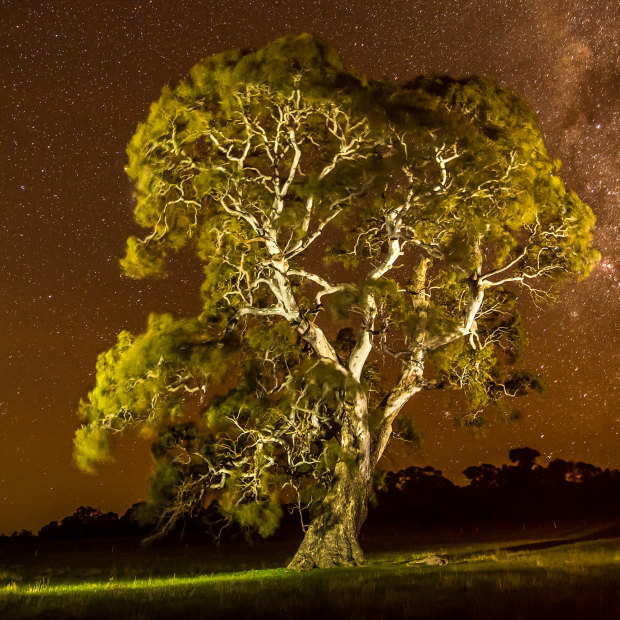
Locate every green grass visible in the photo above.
<box><xmin>1</xmin><ymin>529</ymin><xmax>619</xmax><ymax>619</ymax></box>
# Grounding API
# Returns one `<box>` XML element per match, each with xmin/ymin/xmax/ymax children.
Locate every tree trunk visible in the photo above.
<box><xmin>287</xmin><ymin>457</ymin><xmax>372</xmax><ymax>570</ymax></box>
<box><xmin>288</xmin><ymin>391</ymin><xmax>372</xmax><ymax>570</ymax></box>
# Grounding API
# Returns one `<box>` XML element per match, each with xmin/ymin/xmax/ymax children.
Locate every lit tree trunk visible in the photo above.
<box><xmin>287</xmin><ymin>458</ymin><xmax>372</xmax><ymax>569</ymax></box>
<box><xmin>288</xmin><ymin>391</ymin><xmax>372</xmax><ymax>570</ymax></box>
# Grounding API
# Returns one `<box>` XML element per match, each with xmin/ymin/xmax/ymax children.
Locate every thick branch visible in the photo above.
<box><xmin>349</xmin><ymin>207</ymin><xmax>404</xmax><ymax>380</ymax></box>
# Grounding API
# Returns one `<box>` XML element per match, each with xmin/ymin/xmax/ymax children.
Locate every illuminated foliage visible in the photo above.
<box><xmin>74</xmin><ymin>34</ymin><xmax>598</xmax><ymax>568</ymax></box>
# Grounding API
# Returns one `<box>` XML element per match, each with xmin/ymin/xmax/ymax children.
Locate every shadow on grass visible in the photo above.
<box><xmin>482</xmin><ymin>521</ymin><xmax>620</xmax><ymax>555</ymax></box>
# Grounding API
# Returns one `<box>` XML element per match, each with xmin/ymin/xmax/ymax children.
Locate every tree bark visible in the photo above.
<box><xmin>288</xmin><ymin>392</ymin><xmax>372</xmax><ymax>570</ymax></box>
<box><xmin>287</xmin><ymin>458</ymin><xmax>372</xmax><ymax>570</ymax></box>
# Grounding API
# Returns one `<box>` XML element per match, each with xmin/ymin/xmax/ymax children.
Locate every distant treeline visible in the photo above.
<box><xmin>4</xmin><ymin>448</ymin><xmax>619</xmax><ymax>543</ymax></box>
<box><xmin>367</xmin><ymin>447</ymin><xmax>620</xmax><ymax>530</ymax></box>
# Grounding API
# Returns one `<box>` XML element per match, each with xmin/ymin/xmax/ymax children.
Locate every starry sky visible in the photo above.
<box><xmin>1</xmin><ymin>0</ymin><xmax>618</xmax><ymax>535</ymax></box>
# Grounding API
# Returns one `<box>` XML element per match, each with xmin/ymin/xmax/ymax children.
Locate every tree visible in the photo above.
<box><xmin>463</xmin><ymin>464</ymin><xmax>502</xmax><ymax>488</ymax></box>
<box><xmin>74</xmin><ymin>34</ymin><xmax>599</xmax><ymax>569</ymax></box>
<box><xmin>508</xmin><ymin>447</ymin><xmax>541</xmax><ymax>470</ymax></box>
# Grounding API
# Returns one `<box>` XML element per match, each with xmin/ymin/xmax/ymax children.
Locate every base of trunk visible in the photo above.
<box><xmin>288</xmin><ymin>421</ymin><xmax>372</xmax><ymax>570</ymax></box>
<box><xmin>287</xmin><ymin>520</ymin><xmax>365</xmax><ymax>570</ymax></box>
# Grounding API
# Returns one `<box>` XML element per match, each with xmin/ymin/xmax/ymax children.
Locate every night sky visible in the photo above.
<box><xmin>1</xmin><ymin>0</ymin><xmax>618</xmax><ymax>535</ymax></box>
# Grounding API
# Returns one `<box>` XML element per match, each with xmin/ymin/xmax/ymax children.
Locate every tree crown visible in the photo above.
<box><xmin>75</xmin><ymin>34</ymin><xmax>598</xmax><ymax>537</ymax></box>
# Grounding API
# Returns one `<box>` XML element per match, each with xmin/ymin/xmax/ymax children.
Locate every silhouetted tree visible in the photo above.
<box><xmin>463</xmin><ymin>464</ymin><xmax>502</xmax><ymax>487</ymax></box>
<box><xmin>547</xmin><ymin>458</ymin><xmax>572</xmax><ymax>482</ymax></box>
<box><xmin>509</xmin><ymin>447</ymin><xmax>541</xmax><ymax>470</ymax></box>
<box><xmin>38</xmin><ymin>521</ymin><xmax>61</xmax><ymax>540</ymax></box>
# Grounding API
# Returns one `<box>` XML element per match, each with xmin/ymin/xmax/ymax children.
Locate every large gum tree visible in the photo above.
<box><xmin>74</xmin><ymin>34</ymin><xmax>598</xmax><ymax>569</ymax></box>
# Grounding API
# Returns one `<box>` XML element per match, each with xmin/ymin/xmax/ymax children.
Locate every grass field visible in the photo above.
<box><xmin>1</xmin><ymin>524</ymin><xmax>618</xmax><ymax>619</ymax></box>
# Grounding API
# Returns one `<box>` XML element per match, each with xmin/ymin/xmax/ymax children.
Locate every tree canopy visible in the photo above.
<box><xmin>74</xmin><ymin>34</ymin><xmax>598</xmax><ymax>569</ymax></box>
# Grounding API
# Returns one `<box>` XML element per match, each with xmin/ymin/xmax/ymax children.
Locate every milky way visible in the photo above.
<box><xmin>1</xmin><ymin>0</ymin><xmax>618</xmax><ymax>534</ymax></box>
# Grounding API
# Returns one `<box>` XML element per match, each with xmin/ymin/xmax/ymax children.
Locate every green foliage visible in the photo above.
<box><xmin>120</xmin><ymin>237</ymin><xmax>166</xmax><ymax>278</ymax></box>
<box><xmin>75</xmin><ymin>33</ymin><xmax>598</xmax><ymax>541</ymax></box>
<box><xmin>392</xmin><ymin>417</ymin><xmax>423</xmax><ymax>447</ymax></box>
<box><xmin>73</xmin><ymin>425</ymin><xmax>112</xmax><ymax>473</ymax></box>
<box><xmin>121</xmin><ymin>33</ymin><xmax>370</xmax><ymax>287</ymax></box>
<box><xmin>148</xmin><ymin>460</ymin><xmax>182</xmax><ymax>507</ymax></box>
<box><xmin>428</xmin><ymin>289</ymin><xmax>541</xmax><ymax>424</ymax></box>
<box><xmin>220</xmin><ymin>499</ymin><xmax>283</xmax><ymax>539</ymax></box>
<box><xmin>73</xmin><ymin>314</ymin><xmax>229</xmax><ymax>472</ymax></box>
